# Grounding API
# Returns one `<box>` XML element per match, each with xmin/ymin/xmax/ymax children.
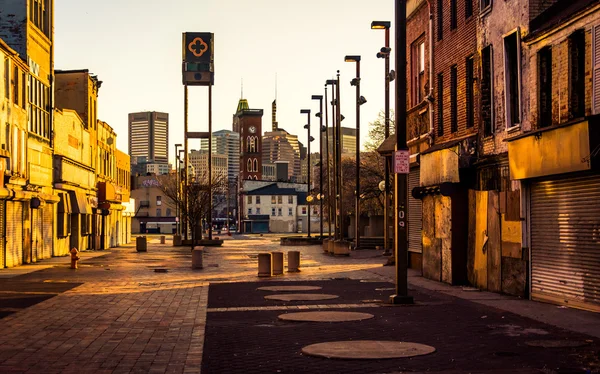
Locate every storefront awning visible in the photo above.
<box><xmin>68</xmin><ymin>191</ymin><xmax>91</xmax><ymax>214</ymax></box>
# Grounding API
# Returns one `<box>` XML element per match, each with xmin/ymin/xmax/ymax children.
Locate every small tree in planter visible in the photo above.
<box><xmin>157</xmin><ymin>171</ymin><xmax>227</xmax><ymax>250</ymax></box>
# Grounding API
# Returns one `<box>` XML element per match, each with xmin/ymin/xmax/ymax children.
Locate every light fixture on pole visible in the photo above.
<box><xmin>372</xmin><ymin>20</ymin><xmax>393</xmax><ymax>255</ymax></box>
<box><xmin>311</xmin><ymin>95</ymin><xmax>324</xmax><ymax>239</ymax></box>
<box><xmin>175</xmin><ymin>143</ymin><xmax>182</xmax><ymax>235</ymax></box>
<box><xmin>325</xmin><ymin>79</ymin><xmax>338</xmax><ymax>240</ymax></box>
<box><xmin>344</xmin><ymin>55</ymin><xmax>364</xmax><ymax>250</ymax></box>
<box><xmin>301</xmin><ymin>109</ymin><xmax>312</xmax><ymax>238</ymax></box>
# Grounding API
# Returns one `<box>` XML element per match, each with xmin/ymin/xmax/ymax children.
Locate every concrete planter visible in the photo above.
<box><xmin>258</xmin><ymin>253</ymin><xmax>273</xmax><ymax>277</ymax></box>
<box><xmin>327</xmin><ymin>240</ymin><xmax>335</xmax><ymax>254</ymax></box>
<box><xmin>272</xmin><ymin>251</ymin><xmax>284</xmax><ymax>275</ymax></box>
<box><xmin>287</xmin><ymin>251</ymin><xmax>300</xmax><ymax>272</ymax></box>
<box><xmin>333</xmin><ymin>240</ymin><xmax>351</xmax><ymax>256</ymax></box>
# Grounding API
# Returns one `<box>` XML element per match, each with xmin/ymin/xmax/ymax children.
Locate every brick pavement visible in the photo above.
<box><xmin>0</xmin><ymin>235</ymin><xmax>597</xmax><ymax>373</ymax></box>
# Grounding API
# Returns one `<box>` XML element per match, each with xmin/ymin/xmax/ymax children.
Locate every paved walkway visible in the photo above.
<box><xmin>0</xmin><ymin>234</ymin><xmax>596</xmax><ymax>373</ymax></box>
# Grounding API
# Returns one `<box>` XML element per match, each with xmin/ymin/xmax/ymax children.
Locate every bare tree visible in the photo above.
<box><xmin>157</xmin><ymin>171</ymin><xmax>227</xmax><ymax>249</ymax></box>
<box><xmin>364</xmin><ymin>109</ymin><xmax>396</xmax><ymax>152</ymax></box>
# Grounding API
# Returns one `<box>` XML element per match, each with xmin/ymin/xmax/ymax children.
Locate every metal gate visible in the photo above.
<box><xmin>530</xmin><ymin>172</ymin><xmax>600</xmax><ymax>312</ymax></box>
<box><xmin>408</xmin><ymin>168</ymin><xmax>422</xmax><ymax>253</ymax></box>
<box><xmin>43</xmin><ymin>204</ymin><xmax>53</xmax><ymax>259</ymax></box>
<box><xmin>5</xmin><ymin>202</ymin><xmax>23</xmax><ymax>268</ymax></box>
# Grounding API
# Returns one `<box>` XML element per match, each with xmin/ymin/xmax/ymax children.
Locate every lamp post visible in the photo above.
<box><xmin>344</xmin><ymin>55</ymin><xmax>365</xmax><ymax>250</ymax></box>
<box><xmin>335</xmin><ymin>71</ymin><xmax>343</xmax><ymax>240</ymax></box>
<box><xmin>178</xmin><ymin>149</ymin><xmax>186</xmax><ymax>237</ymax></box>
<box><xmin>323</xmin><ymin>85</ymin><xmax>332</xmax><ymax>239</ymax></box>
<box><xmin>301</xmin><ymin>109</ymin><xmax>314</xmax><ymax>238</ymax></box>
<box><xmin>372</xmin><ymin>20</ymin><xmax>392</xmax><ymax>255</ymax></box>
<box><xmin>311</xmin><ymin>95</ymin><xmax>324</xmax><ymax>239</ymax></box>
<box><xmin>325</xmin><ymin>79</ymin><xmax>338</xmax><ymax>239</ymax></box>
<box><xmin>391</xmin><ymin>0</ymin><xmax>413</xmax><ymax>304</ymax></box>
<box><xmin>175</xmin><ymin>143</ymin><xmax>182</xmax><ymax>235</ymax></box>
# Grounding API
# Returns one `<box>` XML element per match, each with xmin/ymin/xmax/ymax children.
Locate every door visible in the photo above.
<box><xmin>530</xmin><ymin>172</ymin><xmax>600</xmax><ymax>312</ymax></box>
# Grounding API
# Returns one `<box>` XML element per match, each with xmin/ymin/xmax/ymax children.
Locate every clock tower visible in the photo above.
<box><xmin>232</xmin><ymin>99</ymin><xmax>263</xmax><ymax>180</ymax></box>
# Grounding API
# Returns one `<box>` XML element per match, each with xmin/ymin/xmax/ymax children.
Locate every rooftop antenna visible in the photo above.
<box><xmin>240</xmin><ymin>78</ymin><xmax>243</xmax><ymax>99</ymax></box>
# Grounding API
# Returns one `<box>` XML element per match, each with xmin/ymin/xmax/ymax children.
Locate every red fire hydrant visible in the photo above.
<box><xmin>70</xmin><ymin>247</ymin><xmax>80</xmax><ymax>269</ymax></box>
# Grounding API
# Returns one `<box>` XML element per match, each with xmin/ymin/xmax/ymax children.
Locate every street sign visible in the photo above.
<box><xmin>182</xmin><ymin>32</ymin><xmax>214</xmax><ymax>86</ymax></box>
<box><xmin>394</xmin><ymin>150</ymin><xmax>410</xmax><ymax>174</ymax></box>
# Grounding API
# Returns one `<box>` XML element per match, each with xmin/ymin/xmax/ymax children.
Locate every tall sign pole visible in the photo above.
<box><xmin>390</xmin><ymin>1</ymin><xmax>413</xmax><ymax>304</ymax></box>
<box><xmin>208</xmin><ymin>84</ymin><xmax>213</xmax><ymax>240</ymax></box>
<box><xmin>184</xmin><ymin>85</ymin><xmax>189</xmax><ymax>241</ymax></box>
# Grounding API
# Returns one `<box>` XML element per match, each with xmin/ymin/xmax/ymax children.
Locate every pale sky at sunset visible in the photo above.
<box><xmin>54</xmin><ymin>0</ymin><xmax>396</xmax><ymax>162</ymax></box>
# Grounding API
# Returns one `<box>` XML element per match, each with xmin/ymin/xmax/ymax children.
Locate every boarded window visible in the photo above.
<box><xmin>437</xmin><ymin>0</ymin><xmax>443</xmax><ymax>41</ymax></box>
<box><xmin>538</xmin><ymin>47</ymin><xmax>553</xmax><ymax>128</ymax></box>
<box><xmin>450</xmin><ymin>0</ymin><xmax>457</xmax><ymax>30</ymax></box>
<box><xmin>481</xmin><ymin>45</ymin><xmax>493</xmax><ymax>136</ymax></box>
<box><xmin>504</xmin><ymin>31</ymin><xmax>521</xmax><ymax>128</ymax></box>
<box><xmin>569</xmin><ymin>30</ymin><xmax>585</xmax><ymax>119</ymax></box>
<box><xmin>451</xmin><ymin>65</ymin><xmax>458</xmax><ymax>133</ymax></box>
<box><xmin>437</xmin><ymin>73</ymin><xmax>444</xmax><ymax>136</ymax></box>
<box><xmin>466</xmin><ymin>56</ymin><xmax>475</xmax><ymax>128</ymax></box>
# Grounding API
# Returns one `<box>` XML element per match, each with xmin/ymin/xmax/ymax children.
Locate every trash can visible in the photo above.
<box><xmin>136</xmin><ymin>236</ymin><xmax>147</xmax><ymax>252</ymax></box>
<box><xmin>160</xmin><ymin>235</ymin><xmax>166</xmax><ymax>244</ymax></box>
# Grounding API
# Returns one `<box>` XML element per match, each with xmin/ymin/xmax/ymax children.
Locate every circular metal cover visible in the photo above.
<box><xmin>257</xmin><ymin>286</ymin><xmax>323</xmax><ymax>292</ymax></box>
<box><xmin>278</xmin><ymin>311</ymin><xmax>374</xmax><ymax>322</ymax></box>
<box><xmin>264</xmin><ymin>293</ymin><xmax>339</xmax><ymax>301</ymax></box>
<box><xmin>302</xmin><ymin>340</ymin><xmax>436</xmax><ymax>359</ymax></box>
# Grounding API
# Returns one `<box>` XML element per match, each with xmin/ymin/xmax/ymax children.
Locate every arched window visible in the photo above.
<box><xmin>247</xmin><ymin>159</ymin><xmax>253</xmax><ymax>172</ymax></box>
<box><xmin>253</xmin><ymin>158</ymin><xmax>258</xmax><ymax>173</ymax></box>
<box><xmin>246</xmin><ymin>136</ymin><xmax>251</xmax><ymax>153</ymax></box>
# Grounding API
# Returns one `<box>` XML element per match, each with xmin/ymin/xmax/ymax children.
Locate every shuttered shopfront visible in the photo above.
<box><xmin>5</xmin><ymin>201</ymin><xmax>23</xmax><ymax>268</ymax></box>
<box><xmin>408</xmin><ymin>168</ymin><xmax>422</xmax><ymax>253</ymax></box>
<box><xmin>530</xmin><ymin>172</ymin><xmax>600</xmax><ymax>312</ymax></box>
<box><xmin>32</xmin><ymin>207</ymin><xmax>43</xmax><ymax>262</ymax></box>
<box><xmin>42</xmin><ymin>204</ymin><xmax>53</xmax><ymax>259</ymax></box>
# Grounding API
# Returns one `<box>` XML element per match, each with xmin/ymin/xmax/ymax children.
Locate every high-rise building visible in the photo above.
<box><xmin>188</xmin><ymin>150</ymin><xmax>228</xmax><ymax>183</ymax></box>
<box><xmin>199</xmin><ymin>129</ymin><xmax>240</xmax><ymax>181</ymax></box>
<box><xmin>327</xmin><ymin>127</ymin><xmax>357</xmax><ymax>157</ymax></box>
<box><xmin>262</xmin><ymin>129</ymin><xmax>302</xmax><ymax>182</ymax></box>
<box><xmin>128</xmin><ymin>112</ymin><xmax>169</xmax><ymax>174</ymax></box>
<box><xmin>232</xmin><ymin>99</ymin><xmax>263</xmax><ymax>181</ymax></box>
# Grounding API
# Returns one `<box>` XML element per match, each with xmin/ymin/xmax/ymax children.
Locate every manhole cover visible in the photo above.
<box><xmin>302</xmin><ymin>340</ymin><xmax>436</xmax><ymax>359</ymax></box>
<box><xmin>279</xmin><ymin>311</ymin><xmax>374</xmax><ymax>322</ymax></box>
<box><xmin>264</xmin><ymin>294</ymin><xmax>339</xmax><ymax>301</ymax></box>
<box><xmin>525</xmin><ymin>340</ymin><xmax>591</xmax><ymax>348</ymax></box>
<box><xmin>257</xmin><ymin>286</ymin><xmax>322</xmax><ymax>292</ymax></box>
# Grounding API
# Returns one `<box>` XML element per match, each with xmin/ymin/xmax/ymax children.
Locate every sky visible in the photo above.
<box><xmin>54</xmin><ymin>0</ymin><xmax>397</xmax><ymax>164</ymax></box>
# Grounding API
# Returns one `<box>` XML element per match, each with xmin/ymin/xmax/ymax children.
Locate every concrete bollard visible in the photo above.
<box><xmin>271</xmin><ymin>251</ymin><xmax>284</xmax><ymax>275</ymax></box>
<box><xmin>327</xmin><ymin>239</ymin><xmax>335</xmax><ymax>254</ymax></box>
<box><xmin>287</xmin><ymin>251</ymin><xmax>300</xmax><ymax>272</ymax></box>
<box><xmin>258</xmin><ymin>253</ymin><xmax>273</xmax><ymax>277</ymax></box>
<box><xmin>192</xmin><ymin>248</ymin><xmax>204</xmax><ymax>269</ymax></box>
<box><xmin>322</xmin><ymin>239</ymin><xmax>329</xmax><ymax>253</ymax></box>
<box><xmin>160</xmin><ymin>235</ymin><xmax>166</xmax><ymax>244</ymax></box>
<box><xmin>173</xmin><ymin>235</ymin><xmax>182</xmax><ymax>246</ymax></box>
<box><xmin>136</xmin><ymin>236</ymin><xmax>147</xmax><ymax>252</ymax></box>
<box><xmin>334</xmin><ymin>240</ymin><xmax>350</xmax><ymax>256</ymax></box>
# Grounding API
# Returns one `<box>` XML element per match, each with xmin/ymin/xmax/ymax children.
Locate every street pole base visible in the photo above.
<box><xmin>388</xmin><ymin>294</ymin><xmax>414</xmax><ymax>305</ymax></box>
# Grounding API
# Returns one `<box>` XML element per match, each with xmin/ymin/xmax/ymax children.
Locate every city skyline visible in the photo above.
<box><xmin>54</xmin><ymin>0</ymin><xmax>396</xmax><ymax>165</ymax></box>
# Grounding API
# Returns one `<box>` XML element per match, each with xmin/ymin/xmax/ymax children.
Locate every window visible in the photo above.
<box><xmin>569</xmin><ymin>30</ymin><xmax>585</xmax><ymax>119</ymax></box>
<box><xmin>278</xmin><ymin>208</ymin><xmax>282</xmax><ymax>216</ymax></box>
<box><xmin>156</xmin><ymin>209</ymin><xmax>161</xmax><ymax>217</ymax></box>
<box><xmin>437</xmin><ymin>73</ymin><xmax>444</xmax><ymax>136</ymax></box>
<box><xmin>481</xmin><ymin>0</ymin><xmax>491</xmax><ymax>12</ymax></box>
<box><xmin>437</xmin><ymin>0</ymin><xmax>443</xmax><ymax>41</ymax></box>
<box><xmin>29</xmin><ymin>0</ymin><xmax>50</xmax><ymax>37</ymax></box>
<box><xmin>247</xmin><ymin>159</ymin><xmax>252</xmax><ymax>172</ymax></box>
<box><xmin>256</xmin><ymin>196</ymin><xmax>261</xmax><ymax>204</ymax></box>
<box><xmin>466</xmin><ymin>56</ymin><xmax>475</xmax><ymax>128</ymax></box>
<box><xmin>451</xmin><ymin>65</ymin><xmax>458</xmax><ymax>133</ymax></box>
<box><xmin>466</xmin><ymin>0</ymin><xmax>473</xmax><ymax>18</ymax></box>
<box><xmin>156</xmin><ymin>196</ymin><xmax>162</xmax><ymax>206</ymax></box>
<box><xmin>28</xmin><ymin>76</ymin><xmax>50</xmax><ymax>139</ymax></box>
<box><xmin>12</xmin><ymin>66</ymin><xmax>18</xmax><ymax>105</ymax></box>
<box><xmin>288</xmin><ymin>195</ymin><xmax>293</xmax><ymax>204</ymax></box>
<box><xmin>277</xmin><ymin>196</ymin><xmax>282</xmax><ymax>204</ymax></box>
<box><xmin>481</xmin><ymin>45</ymin><xmax>494</xmax><ymax>136</ymax></box>
<box><xmin>253</xmin><ymin>158</ymin><xmax>258</xmax><ymax>172</ymax></box>
<box><xmin>411</xmin><ymin>38</ymin><xmax>426</xmax><ymax>105</ymax></box>
<box><xmin>247</xmin><ymin>195</ymin><xmax>252</xmax><ymax>204</ymax></box>
<box><xmin>256</xmin><ymin>208</ymin><xmax>261</xmax><ymax>214</ymax></box>
<box><xmin>288</xmin><ymin>208</ymin><xmax>293</xmax><ymax>216</ymax></box>
<box><xmin>504</xmin><ymin>30</ymin><xmax>521</xmax><ymax>128</ymax></box>
<box><xmin>538</xmin><ymin>47</ymin><xmax>553</xmax><ymax>128</ymax></box>
<box><xmin>302</xmin><ymin>207</ymin><xmax>307</xmax><ymax>215</ymax></box>
<box><xmin>248</xmin><ymin>208</ymin><xmax>252</xmax><ymax>215</ymax></box>
<box><xmin>4</xmin><ymin>59</ymin><xmax>8</xmax><ymax>99</ymax></box>
<box><xmin>271</xmin><ymin>196</ymin><xmax>276</xmax><ymax>204</ymax></box>
<box><xmin>271</xmin><ymin>208</ymin><xmax>276</xmax><ymax>216</ymax></box>
<box><xmin>450</xmin><ymin>0</ymin><xmax>457</xmax><ymax>30</ymax></box>
<box><xmin>166</xmin><ymin>208</ymin><xmax>172</xmax><ymax>216</ymax></box>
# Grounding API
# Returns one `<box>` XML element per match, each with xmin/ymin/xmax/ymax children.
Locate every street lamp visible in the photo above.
<box><xmin>178</xmin><ymin>149</ymin><xmax>186</xmax><ymax>237</ymax></box>
<box><xmin>390</xmin><ymin>0</ymin><xmax>413</xmax><ymax>304</ymax></box>
<box><xmin>344</xmin><ymin>55</ymin><xmax>365</xmax><ymax>250</ymax></box>
<box><xmin>325</xmin><ymin>79</ymin><xmax>338</xmax><ymax>240</ymax></box>
<box><xmin>372</xmin><ymin>20</ymin><xmax>393</xmax><ymax>255</ymax></box>
<box><xmin>311</xmin><ymin>95</ymin><xmax>324</xmax><ymax>239</ymax></box>
<box><xmin>175</xmin><ymin>143</ymin><xmax>182</xmax><ymax>235</ymax></box>
<box><xmin>301</xmin><ymin>109</ymin><xmax>313</xmax><ymax>238</ymax></box>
